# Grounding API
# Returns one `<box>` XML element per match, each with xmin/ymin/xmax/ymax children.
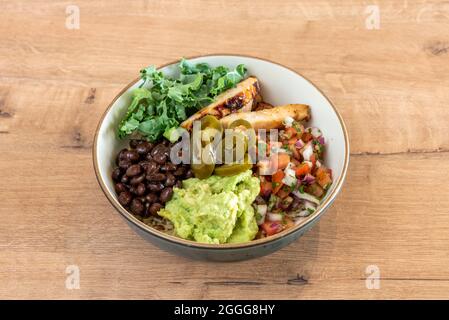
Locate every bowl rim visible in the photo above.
<box><xmin>93</xmin><ymin>53</ymin><xmax>350</xmax><ymax>249</ymax></box>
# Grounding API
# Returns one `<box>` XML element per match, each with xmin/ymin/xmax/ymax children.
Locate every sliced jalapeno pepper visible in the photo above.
<box><xmin>200</xmin><ymin>115</ymin><xmax>223</xmax><ymax>146</ymax></box>
<box><xmin>201</xmin><ymin>115</ymin><xmax>223</xmax><ymax>132</ymax></box>
<box><xmin>229</xmin><ymin>119</ymin><xmax>252</xmax><ymax>130</ymax></box>
<box><xmin>214</xmin><ymin>155</ymin><xmax>253</xmax><ymax>176</ymax></box>
<box><xmin>191</xmin><ymin>143</ymin><xmax>216</xmax><ymax>179</ymax></box>
<box><xmin>191</xmin><ymin>163</ymin><xmax>215</xmax><ymax>179</ymax></box>
<box><xmin>228</xmin><ymin>119</ymin><xmax>256</xmax><ymax>153</ymax></box>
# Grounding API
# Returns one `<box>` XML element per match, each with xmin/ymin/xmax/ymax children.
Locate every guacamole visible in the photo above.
<box><xmin>158</xmin><ymin>170</ymin><xmax>260</xmax><ymax>244</ymax></box>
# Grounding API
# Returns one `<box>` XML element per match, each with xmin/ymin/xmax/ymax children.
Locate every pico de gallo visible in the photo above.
<box><xmin>253</xmin><ymin>117</ymin><xmax>333</xmax><ymax>238</ymax></box>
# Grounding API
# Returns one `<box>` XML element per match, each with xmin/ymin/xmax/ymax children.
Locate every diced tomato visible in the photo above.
<box><xmin>310</xmin><ymin>153</ymin><xmax>317</xmax><ymax>167</ymax></box>
<box><xmin>306</xmin><ymin>182</ymin><xmax>324</xmax><ymax>198</ymax></box>
<box><xmin>276</xmin><ymin>186</ymin><xmax>291</xmax><ymax>199</ymax></box>
<box><xmin>272</xmin><ymin>153</ymin><xmax>290</xmax><ymax>170</ymax></box>
<box><xmin>285</xmin><ymin>127</ymin><xmax>297</xmax><ymax>139</ymax></box>
<box><xmin>301</xmin><ymin>132</ymin><xmax>313</xmax><ymax>143</ymax></box>
<box><xmin>271</xmin><ymin>169</ymin><xmax>285</xmax><ymax>194</ymax></box>
<box><xmin>295</xmin><ymin>163</ymin><xmax>311</xmax><ymax>177</ymax></box>
<box><xmin>290</xmin><ymin>145</ymin><xmax>301</xmax><ymax>161</ymax></box>
<box><xmin>291</xmin><ymin>158</ymin><xmax>301</xmax><ymax>167</ymax></box>
<box><xmin>301</xmin><ymin>132</ymin><xmax>313</xmax><ymax>142</ymax></box>
<box><xmin>260</xmin><ymin>181</ymin><xmax>273</xmax><ymax>197</ymax></box>
<box><xmin>315</xmin><ymin>167</ymin><xmax>332</xmax><ymax>188</ymax></box>
<box><xmin>262</xmin><ymin>221</ymin><xmax>283</xmax><ymax>236</ymax></box>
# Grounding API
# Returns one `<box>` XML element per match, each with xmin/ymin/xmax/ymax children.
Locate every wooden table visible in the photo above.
<box><xmin>1</xmin><ymin>0</ymin><xmax>449</xmax><ymax>299</ymax></box>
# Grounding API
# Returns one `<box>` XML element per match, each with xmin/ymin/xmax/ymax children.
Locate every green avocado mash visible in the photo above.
<box><xmin>158</xmin><ymin>170</ymin><xmax>260</xmax><ymax>244</ymax></box>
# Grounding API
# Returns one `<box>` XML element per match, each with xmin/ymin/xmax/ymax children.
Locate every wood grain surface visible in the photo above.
<box><xmin>1</xmin><ymin>0</ymin><xmax>449</xmax><ymax>299</ymax></box>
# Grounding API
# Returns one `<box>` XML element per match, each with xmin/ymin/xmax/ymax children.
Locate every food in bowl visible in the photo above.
<box><xmin>110</xmin><ymin>58</ymin><xmax>333</xmax><ymax>244</ymax></box>
<box><xmin>159</xmin><ymin>170</ymin><xmax>260</xmax><ymax>244</ymax></box>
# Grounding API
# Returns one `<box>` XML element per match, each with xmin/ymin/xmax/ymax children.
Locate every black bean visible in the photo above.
<box><xmin>136</xmin><ymin>141</ymin><xmax>153</xmax><ymax>155</ymax></box>
<box><xmin>130</xmin><ymin>173</ymin><xmax>145</xmax><ymax>185</ymax></box>
<box><xmin>118</xmin><ymin>191</ymin><xmax>132</xmax><ymax>206</ymax></box>
<box><xmin>118</xmin><ymin>148</ymin><xmax>129</xmax><ymax>160</ymax></box>
<box><xmin>125</xmin><ymin>150</ymin><xmax>139</xmax><ymax>162</ymax></box>
<box><xmin>130</xmin><ymin>198</ymin><xmax>144</xmax><ymax>215</ymax></box>
<box><xmin>150</xmin><ymin>144</ymin><xmax>162</xmax><ymax>157</ymax></box>
<box><xmin>147</xmin><ymin>183</ymin><xmax>164</xmax><ymax>192</ymax></box>
<box><xmin>164</xmin><ymin>173</ymin><xmax>176</xmax><ymax>187</ymax></box>
<box><xmin>149</xmin><ymin>203</ymin><xmax>163</xmax><ymax>215</ymax></box>
<box><xmin>120</xmin><ymin>174</ymin><xmax>129</xmax><ymax>184</ymax></box>
<box><xmin>146</xmin><ymin>161</ymin><xmax>159</xmax><ymax>174</ymax></box>
<box><xmin>143</xmin><ymin>206</ymin><xmax>151</xmax><ymax>218</ymax></box>
<box><xmin>140</xmin><ymin>161</ymin><xmax>150</xmax><ymax>171</ymax></box>
<box><xmin>161</xmin><ymin>162</ymin><xmax>177</xmax><ymax>172</ymax></box>
<box><xmin>118</xmin><ymin>159</ymin><xmax>132</xmax><ymax>170</ymax></box>
<box><xmin>175</xmin><ymin>180</ymin><xmax>182</xmax><ymax>189</ymax></box>
<box><xmin>153</xmin><ymin>153</ymin><xmax>167</xmax><ymax>165</ymax></box>
<box><xmin>184</xmin><ymin>169</ymin><xmax>194</xmax><ymax>179</ymax></box>
<box><xmin>151</xmin><ymin>144</ymin><xmax>168</xmax><ymax>157</ymax></box>
<box><xmin>145</xmin><ymin>153</ymin><xmax>154</xmax><ymax>161</ymax></box>
<box><xmin>160</xmin><ymin>187</ymin><xmax>173</xmax><ymax>203</ymax></box>
<box><xmin>135</xmin><ymin>183</ymin><xmax>146</xmax><ymax>196</ymax></box>
<box><xmin>111</xmin><ymin>167</ymin><xmax>122</xmax><ymax>181</ymax></box>
<box><xmin>146</xmin><ymin>173</ymin><xmax>166</xmax><ymax>182</ymax></box>
<box><xmin>115</xmin><ymin>182</ymin><xmax>127</xmax><ymax>193</ymax></box>
<box><xmin>129</xmin><ymin>139</ymin><xmax>142</xmax><ymax>148</ymax></box>
<box><xmin>145</xmin><ymin>193</ymin><xmax>158</xmax><ymax>204</ymax></box>
<box><xmin>173</xmin><ymin>166</ymin><xmax>186</xmax><ymax>176</ymax></box>
<box><xmin>126</xmin><ymin>164</ymin><xmax>142</xmax><ymax>177</ymax></box>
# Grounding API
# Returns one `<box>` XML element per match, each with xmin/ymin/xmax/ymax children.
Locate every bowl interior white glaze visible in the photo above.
<box><xmin>95</xmin><ymin>55</ymin><xmax>349</xmax><ymax>247</ymax></box>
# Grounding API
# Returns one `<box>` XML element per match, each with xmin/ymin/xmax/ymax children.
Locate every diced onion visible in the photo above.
<box><xmin>303</xmin><ymin>200</ymin><xmax>317</xmax><ymax>211</ymax></box>
<box><xmin>256</xmin><ymin>204</ymin><xmax>267</xmax><ymax>225</ymax></box>
<box><xmin>307</xmin><ymin>127</ymin><xmax>322</xmax><ymax>138</ymax></box>
<box><xmin>302</xmin><ymin>143</ymin><xmax>314</xmax><ymax>161</ymax></box>
<box><xmin>301</xmin><ymin>174</ymin><xmax>316</xmax><ymax>185</ymax></box>
<box><xmin>318</xmin><ymin>136</ymin><xmax>325</xmax><ymax>145</ymax></box>
<box><xmin>284</xmin><ymin>163</ymin><xmax>296</xmax><ymax>176</ymax></box>
<box><xmin>303</xmin><ymin>161</ymin><xmax>313</xmax><ymax>169</ymax></box>
<box><xmin>283</xmin><ymin>116</ymin><xmax>295</xmax><ymax>128</ymax></box>
<box><xmin>298</xmin><ymin>210</ymin><xmax>312</xmax><ymax>217</ymax></box>
<box><xmin>316</xmin><ymin>160</ymin><xmax>322</xmax><ymax>168</ymax></box>
<box><xmin>282</xmin><ymin>174</ymin><xmax>297</xmax><ymax>187</ymax></box>
<box><xmin>268</xmin><ymin>213</ymin><xmax>283</xmax><ymax>222</ymax></box>
<box><xmin>292</xmin><ymin>191</ymin><xmax>320</xmax><ymax>205</ymax></box>
<box><xmin>295</xmin><ymin>139</ymin><xmax>305</xmax><ymax>149</ymax></box>
<box><xmin>282</xmin><ymin>163</ymin><xmax>297</xmax><ymax>186</ymax></box>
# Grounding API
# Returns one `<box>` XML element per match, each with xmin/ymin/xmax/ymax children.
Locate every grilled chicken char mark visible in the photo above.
<box><xmin>180</xmin><ymin>76</ymin><xmax>260</xmax><ymax>131</ymax></box>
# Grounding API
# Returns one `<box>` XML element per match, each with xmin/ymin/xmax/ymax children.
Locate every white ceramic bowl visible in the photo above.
<box><xmin>93</xmin><ymin>54</ymin><xmax>349</xmax><ymax>261</ymax></box>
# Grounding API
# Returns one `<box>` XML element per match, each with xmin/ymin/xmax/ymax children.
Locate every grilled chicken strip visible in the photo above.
<box><xmin>180</xmin><ymin>76</ymin><xmax>260</xmax><ymax>131</ymax></box>
<box><xmin>220</xmin><ymin>104</ymin><xmax>310</xmax><ymax>130</ymax></box>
